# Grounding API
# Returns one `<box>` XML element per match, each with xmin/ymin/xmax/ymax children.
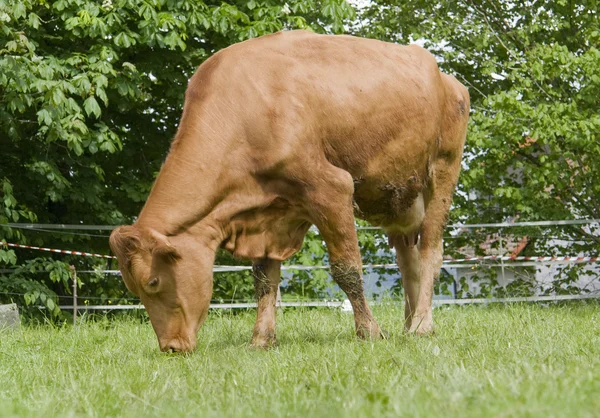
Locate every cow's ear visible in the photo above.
<box><xmin>149</xmin><ymin>230</ymin><xmax>181</xmax><ymax>263</ymax></box>
<box><xmin>109</xmin><ymin>225</ymin><xmax>142</xmax><ymax>266</ymax></box>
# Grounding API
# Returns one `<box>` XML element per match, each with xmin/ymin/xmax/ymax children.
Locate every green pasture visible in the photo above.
<box><xmin>0</xmin><ymin>302</ymin><xmax>599</xmax><ymax>418</ymax></box>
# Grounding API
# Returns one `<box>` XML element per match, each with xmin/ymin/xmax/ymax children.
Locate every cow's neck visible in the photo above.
<box><xmin>135</xmin><ymin>132</ymin><xmax>225</xmax><ymax>240</ymax></box>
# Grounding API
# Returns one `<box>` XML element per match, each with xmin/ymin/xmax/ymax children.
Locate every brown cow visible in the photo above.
<box><xmin>109</xmin><ymin>30</ymin><xmax>469</xmax><ymax>353</ymax></box>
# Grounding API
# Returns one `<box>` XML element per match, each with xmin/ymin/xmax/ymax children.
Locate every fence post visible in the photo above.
<box><xmin>498</xmin><ymin>231</ymin><xmax>506</xmax><ymax>285</ymax></box>
<box><xmin>276</xmin><ymin>286</ymin><xmax>282</xmax><ymax>308</ymax></box>
<box><xmin>70</xmin><ymin>265</ymin><xmax>77</xmax><ymax>326</ymax></box>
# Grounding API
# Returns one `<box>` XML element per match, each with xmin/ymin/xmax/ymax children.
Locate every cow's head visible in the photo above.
<box><xmin>109</xmin><ymin>225</ymin><xmax>214</xmax><ymax>353</ymax></box>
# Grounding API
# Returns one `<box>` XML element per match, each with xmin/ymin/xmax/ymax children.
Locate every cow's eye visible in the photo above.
<box><xmin>148</xmin><ymin>277</ymin><xmax>159</xmax><ymax>287</ymax></box>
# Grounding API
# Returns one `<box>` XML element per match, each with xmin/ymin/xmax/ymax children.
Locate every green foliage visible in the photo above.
<box><xmin>0</xmin><ymin>0</ymin><xmax>356</xmax><ymax>316</ymax></box>
<box><xmin>360</xmin><ymin>0</ymin><xmax>600</xmax><ymax>224</ymax></box>
<box><xmin>3</xmin><ymin>0</ymin><xmax>599</xmax><ymax>316</ymax></box>
<box><xmin>286</xmin><ymin>229</ymin><xmax>332</xmax><ymax>299</ymax></box>
<box><xmin>213</xmin><ymin>250</ymin><xmax>254</xmax><ymax>303</ymax></box>
<box><xmin>358</xmin><ymin>0</ymin><xmax>600</xmax><ymax>294</ymax></box>
<box><xmin>0</xmin><ymin>258</ymin><xmax>71</xmax><ymax>318</ymax></box>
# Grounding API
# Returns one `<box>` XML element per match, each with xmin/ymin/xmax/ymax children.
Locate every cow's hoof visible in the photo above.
<box><xmin>407</xmin><ymin>323</ymin><xmax>434</xmax><ymax>336</ymax></box>
<box><xmin>249</xmin><ymin>340</ymin><xmax>277</xmax><ymax>350</ymax></box>
<box><xmin>356</xmin><ymin>323</ymin><xmax>387</xmax><ymax>340</ymax></box>
<box><xmin>250</xmin><ymin>333</ymin><xmax>277</xmax><ymax>350</ymax></box>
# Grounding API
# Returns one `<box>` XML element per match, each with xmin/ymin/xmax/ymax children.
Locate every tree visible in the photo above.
<box><xmin>0</xmin><ymin>0</ymin><xmax>356</xmax><ymax>317</ymax></box>
<box><xmin>357</xmin><ymin>0</ymin><xmax>600</xmax><ymax>294</ymax></box>
<box><xmin>4</xmin><ymin>0</ymin><xmax>599</xmax><ymax>316</ymax></box>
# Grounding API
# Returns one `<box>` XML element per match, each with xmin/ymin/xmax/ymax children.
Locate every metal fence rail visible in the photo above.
<box><xmin>4</xmin><ymin>219</ymin><xmax>600</xmax><ymax>322</ymax></box>
<box><xmin>54</xmin><ymin>293</ymin><xmax>599</xmax><ymax>311</ymax></box>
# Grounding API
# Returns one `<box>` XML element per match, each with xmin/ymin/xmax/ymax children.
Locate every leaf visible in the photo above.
<box><xmin>96</xmin><ymin>86</ymin><xmax>108</xmax><ymax>105</ymax></box>
<box><xmin>28</xmin><ymin>13</ymin><xmax>40</xmax><ymax>29</ymax></box>
<box><xmin>36</xmin><ymin>108</ymin><xmax>52</xmax><ymax>126</ymax></box>
<box><xmin>114</xmin><ymin>32</ymin><xmax>134</xmax><ymax>47</ymax></box>
<box><xmin>51</xmin><ymin>88</ymin><xmax>65</xmax><ymax>105</ymax></box>
<box><xmin>83</xmin><ymin>96</ymin><xmax>101</xmax><ymax>118</ymax></box>
<box><xmin>93</xmin><ymin>74</ymin><xmax>108</xmax><ymax>89</ymax></box>
<box><xmin>13</xmin><ymin>2</ymin><xmax>27</xmax><ymax>20</ymax></box>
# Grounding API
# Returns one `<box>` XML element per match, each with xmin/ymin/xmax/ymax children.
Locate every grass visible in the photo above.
<box><xmin>0</xmin><ymin>302</ymin><xmax>599</xmax><ymax>418</ymax></box>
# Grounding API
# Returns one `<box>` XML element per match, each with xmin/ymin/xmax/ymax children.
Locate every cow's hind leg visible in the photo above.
<box><xmin>305</xmin><ymin>164</ymin><xmax>382</xmax><ymax>339</ymax></box>
<box><xmin>390</xmin><ymin>187</ymin><xmax>450</xmax><ymax>335</ymax></box>
<box><xmin>391</xmin><ymin>232</ymin><xmax>423</xmax><ymax>332</ymax></box>
<box><xmin>251</xmin><ymin>258</ymin><xmax>281</xmax><ymax>348</ymax></box>
<box><xmin>393</xmin><ymin>234</ymin><xmax>441</xmax><ymax>335</ymax></box>
<box><xmin>408</xmin><ymin>190</ymin><xmax>452</xmax><ymax>335</ymax></box>
<box><xmin>390</xmin><ymin>161</ymin><xmax>463</xmax><ymax>335</ymax></box>
<box><xmin>406</xmin><ymin>83</ymin><xmax>469</xmax><ymax>334</ymax></box>
<box><xmin>393</xmin><ymin>154</ymin><xmax>466</xmax><ymax>334</ymax></box>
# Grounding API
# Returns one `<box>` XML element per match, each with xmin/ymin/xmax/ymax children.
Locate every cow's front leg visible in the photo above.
<box><xmin>307</xmin><ymin>165</ymin><xmax>383</xmax><ymax>340</ymax></box>
<box><xmin>251</xmin><ymin>258</ymin><xmax>281</xmax><ymax>349</ymax></box>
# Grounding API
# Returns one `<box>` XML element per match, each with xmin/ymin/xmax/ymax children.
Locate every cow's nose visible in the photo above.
<box><xmin>159</xmin><ymin>337</ymin><xmax>196</xmax><ymax>353</ymax></box>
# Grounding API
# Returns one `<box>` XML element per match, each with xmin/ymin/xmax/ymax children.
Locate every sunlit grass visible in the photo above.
<box><xmin>1</xmin><ymin>302</ymin><xmax>599</xmax><ymax>417</ymax></box>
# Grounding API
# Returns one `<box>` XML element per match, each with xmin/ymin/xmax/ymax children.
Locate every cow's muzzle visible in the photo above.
<box><xmin>159</xmin><ymin>335</ymin><xmax>196</xmax><ymax>353</ymax></box>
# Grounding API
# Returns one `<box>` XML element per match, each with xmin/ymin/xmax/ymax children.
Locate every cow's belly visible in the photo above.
<box><xmin>348</xmin><ymin>130</ymin><xmax>435</xmax><ymax>233</ymax></box>
<box><xmin>353</xmin><ymin>172</ymin><xmax>430</xmax><ymax>234</ymax></box>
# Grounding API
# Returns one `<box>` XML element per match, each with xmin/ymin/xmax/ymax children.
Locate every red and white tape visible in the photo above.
<box><xmin>443</xmin><ymin>255</ymin><xmax>599</xmax><ymax>263</ymax></box>
<box><xmin>1</xmin><ymin>241</ymin><xmax>599</xmax><ymax>266</ymax></box>
<box><xmin>0</xmin><ymin>241</ymin><xmax>116</xmax><ymax>259</ymax></box>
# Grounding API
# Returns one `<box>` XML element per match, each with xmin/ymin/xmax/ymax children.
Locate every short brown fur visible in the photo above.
<box><xmin>109</xmin><ymin>31</ymin><xmax>469</xmax><ymax>352</ymax></box>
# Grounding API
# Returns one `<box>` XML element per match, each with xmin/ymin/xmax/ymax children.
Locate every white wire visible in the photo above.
<box><xmin>54</xmin><ymin>293</ymin><xmax>600</xmax><ymax>310</ymax></box>
<box><xmin>5</xmin><ymin>218</ymin><xmax>600</xmax><ymax>231</ymax></box>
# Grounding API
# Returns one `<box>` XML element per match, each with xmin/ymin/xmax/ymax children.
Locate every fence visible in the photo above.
<box><xmin>2</xmin><ymin>219</ymin><xmax>600</xmax><ymax>321</ymax></box>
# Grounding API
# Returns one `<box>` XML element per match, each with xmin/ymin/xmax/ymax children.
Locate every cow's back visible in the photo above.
<box><xmin>163</xmin><ymin>31</ymin><xmax>466</xmax><ymax>239</ymax></box>
<box><xmin>183</xmin><ymin>31</ymin><xmax>445</xmax><ymax>175</ymax></box>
